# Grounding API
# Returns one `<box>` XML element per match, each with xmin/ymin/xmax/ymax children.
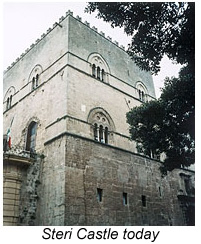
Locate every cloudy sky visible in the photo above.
<box><xmin>3</xmin><ymin>1</ymin><xmax>183</xmax><ymax>98</ymax></box>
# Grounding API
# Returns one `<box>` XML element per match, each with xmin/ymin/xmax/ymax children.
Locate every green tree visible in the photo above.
<box><xmin>86</xmin><ymin>2</ymin><xmax>195</xmax><ymax>173</ymax></box>
<box><xmin>126</xmin><ymin>100</ymin><xmax>165</xmax><ymax>158</ymax></box>
<box><xmin>85</xmin><ymin>2</ymin><xmax>194</xmax><ymax>74</ymax></box>
<box><xmin>127</xmin><ymin>66</ymin><xmax>194</xmax><ymax>173</ymax></box>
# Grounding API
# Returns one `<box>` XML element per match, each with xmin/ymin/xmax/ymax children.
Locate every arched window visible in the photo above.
<box><xmin>88</xmin><ymin>108</ymin><xmax>115</xmax><ymax>145</ymax></box>
<box><xmin>136</xmin><ymin>82</ymin><xmax>148</xmax><ymax>102</ymax></box>
<box><xmin>88</xmin><ymin>108</ymin><xmax>115</xmax><ymax>144</ymax></box>
<box><xmin>4</xmin><ymin>86</ymin><xmax>16</xmax><ymax>111</ymax></box>
<box><xmin>26</xmin><ymin>121</ymin><xmax>37</xmax><ymax>152</ymax></box>
<box><xmin>88</xmin><ymin>53</ymin><xmax>110</xmax><ymax>83</ymax></box>
<box><xmin>28</xmin><ymin>64</ymin><xmax>43</xmax><ymax>91</ymax></box>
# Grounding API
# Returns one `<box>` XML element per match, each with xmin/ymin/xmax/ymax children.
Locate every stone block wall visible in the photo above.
<box><xmin>64</xmin><ymin>134</ymin><xmax>192</xmax><ymax>226</ymax></box>
<box><xmin>38</xmin><ymin>137</ymin><xmax>66</xmax><ymax>225</ymax></box>
<box><xmin>19</xmin><ymin>155</ymin><xmax>42</xmax><ymax>226</ymax></box>
<box><xmin>3</xmin><ymin>160</ymin><xmax>29</xmax><ymax>225</ymax></box>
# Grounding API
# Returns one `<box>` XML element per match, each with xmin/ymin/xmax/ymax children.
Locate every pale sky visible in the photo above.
<box><xmin>3</xmin><ymin>1</ymin><xmax>183</xmax><ymax>98</ymax></box>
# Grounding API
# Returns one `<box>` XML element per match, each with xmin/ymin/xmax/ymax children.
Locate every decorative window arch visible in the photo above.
<box><xmin>28</xmin><ymin>64</ymin><xmax>43</xmax><ymax>91</ymax></box>
<box><xmin>136</xmin><ymin>81</ymin><xmax>148</xmax><ymax>102</ymax></box>
<box><xmin>88</xmin><ymin>107</ymin><xmax>115</xmax><ymax>144</ymax></box>
<box><xmin>4</xmin><ymin>86</ymin><xmax>16</xmax><ymax>111</ymax></box>
<box><xmin>88</xmin><ymin>53</ymin><xmax>110</xmax><ymax>83</ymax></box>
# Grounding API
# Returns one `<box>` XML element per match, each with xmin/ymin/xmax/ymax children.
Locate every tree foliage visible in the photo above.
<box><xmin>127</xmin><ymin>66</ymin><xmax>195</xmax><ymax>174</ymax></box>
<box><xmin>85</xmin><ymin>2</ymin><xmax>194</xmax><ymax>74</ymax></box>
<box><xmin>127</xmin><ymin>100</ymin><xmax>165</xmax><ymax>157</ymax></box>
<box><xmin>86</xmin><ymin>2</ymin><xmax>195</xmax><ymax>173</ymax></box>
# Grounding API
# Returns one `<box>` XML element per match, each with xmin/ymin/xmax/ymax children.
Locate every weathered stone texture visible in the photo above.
<box><xmin>64</xmin><ymin>135</ymin><xmax>193</xmax><ymax>226</ymax></box>
<box><xmin>19</xmin><ymin>155</ymin><xmax>42</xmax><ymax>226</ymax></box>
<box><xmin>38</xmin><ymin>138</ymin><xmax>66</xmax><ymax>225</ymax></box>
<box><xmin>3</xmin><ymin>161</ymin><xmax>27</xmax><ymax>225</ymax></box>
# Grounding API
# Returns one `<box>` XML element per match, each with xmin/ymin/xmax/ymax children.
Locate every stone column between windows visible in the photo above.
<box><xmin>102</xmin><ymin>128</ymin><xmax>105</xmax><ymax>143</ymax></box>
<box><xmin>94</xmin><ymin>125</ymin><xmax>108</xmax><ymax>143</ymax></box>
<box><xmin>92</xmin><ymin>65</ymin><xmax>97</xmax><ymax>77</ymax></box>
<box><xmin>96</xmin><ymin>126</ymin><xmax>99</xmax><ymax>141</ymax></box>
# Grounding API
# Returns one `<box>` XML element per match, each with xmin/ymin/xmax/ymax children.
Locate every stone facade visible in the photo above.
<box><xmin>3</xmin><ymin>11</ymin><xmax>194</xmax><ymax>226</ymax></box>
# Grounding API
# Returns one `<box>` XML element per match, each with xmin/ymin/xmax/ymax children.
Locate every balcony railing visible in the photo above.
<box><xmin>3</xmin><ymin>145</ymin><xmax>37</xmax><ymax>163</ymax></box>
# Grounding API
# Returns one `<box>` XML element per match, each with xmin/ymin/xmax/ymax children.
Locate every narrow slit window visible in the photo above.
<box><xmin>142</xmin><ymin>195</ymin><xmax>146</xmax><ymax>207</ymax></box>
<box><xmin>94</xmin><ymin>123</ymin><xmax>98</xmax><ymax>141</ymax></box>
<box><xmin>123</xmin><ymin>192</ymin><xmax>128</xmax><ymax>205</ymax></box>
<box><xmin>92</xmin><ymin>64</ymin><xmax>96</xmax><ymax>77</ymax></box>
<box><xmin>138</xmin><ymin>89</ymin><xmax>141</xmax><ymax>100</ymax></box>
<box><xmin>101</xmin><ymin>69</ymin><xmax>105</xmax><ymax>81</ymax></box>
<box><xmin>141</xmin><ymin>91</ymin><xmax>145</xmax><ymax>101</ymax></box>
<box><xmin>97</xmin><ymin>66</ymin><xmax>101</xmax><ymax>80</ymax></box>
<box><xmin>97</xmin><ymin>188</ymin><xmax>103</xmax><ymax>202</ymax></box>
<box><xmin>99</xmin><ymin>125</ymin><xmax>103</xmax><ymax>142</ymax></box>
<box><xmin>32</xmin><ymin>77</ymin><xmax>35</xmax><ymax>90</ymax></box>
<box><xmin>6</xmin><ymin>97</ymin><xmax>10</xmax><ymax>110</ymax></box>
<box><xmin>104</xmin><ymin>127</ymin><xmax>108</xmax><ymax>144</ymax></box>
<box><xmin>159</xmin><ymin>187</ymin><xmax>162</xmax><ymax>197</ymax></box>
<box><xmin>10</xmin><ymin>95</ymin><xmax>12</xmax><ymax>108</ymax></box>
<box><xmin>36</xmin><ymin>74</ymin><xmax>39</xmax><ymax>87</ymax></box>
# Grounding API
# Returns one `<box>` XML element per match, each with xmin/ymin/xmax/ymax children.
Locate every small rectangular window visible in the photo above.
<box><xmin>142</xmin><ymin>195</ymin><xmax>146</xmax><ymax>207</ymax></box>
<box><xmin>97</xmin><ymin>188</ymin><xmax>103</xmax><ymax>202</ymax></box>
<box><xmin>159</xmin><ymin>187</ymin><xmax>162</xmax><ymax>197</ymax></box>
<box><xmin>123</xmin><ymin>192</ymin><xmax>128</xmax><ymax>205</ymax></box>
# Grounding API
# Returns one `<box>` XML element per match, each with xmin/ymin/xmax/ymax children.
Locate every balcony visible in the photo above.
<box><xmin>3</xmin><ymin>146</ymin><xmax>36</xmax><ymax>166</ymax></box>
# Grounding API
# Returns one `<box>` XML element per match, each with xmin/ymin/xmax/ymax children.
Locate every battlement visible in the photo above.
<box><xmin>4</xmin><ymin>10</ymin><xmax>126</xmax><ymax>73</ymax></box>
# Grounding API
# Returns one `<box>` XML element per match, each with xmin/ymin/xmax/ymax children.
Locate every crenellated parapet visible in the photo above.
<box><xmin>4</xmin><ymin>9</ymin><xmax>127</xmax><ymax>73</ymax></box>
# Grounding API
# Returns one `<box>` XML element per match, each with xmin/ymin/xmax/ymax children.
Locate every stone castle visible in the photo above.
<box><xmin>3</xmin><ymin>10</ymin><xmax>195</xmax><ymax>226</ymax></box>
